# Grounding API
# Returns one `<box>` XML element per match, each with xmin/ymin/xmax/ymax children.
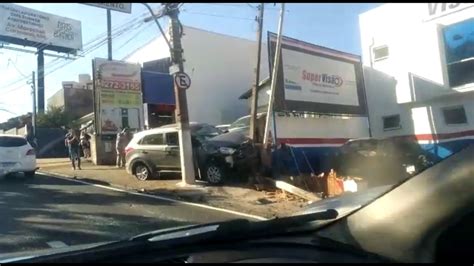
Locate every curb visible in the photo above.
<box><xmin>37</xmin><ymin>170</ymin><xmax>267</xmax><ymax>221</ymax></box>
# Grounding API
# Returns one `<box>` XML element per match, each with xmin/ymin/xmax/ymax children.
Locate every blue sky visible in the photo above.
<box><xmin>0</xmin><ymin>3</ymin><xmax>380</xmax><ymax>123</ymax></box>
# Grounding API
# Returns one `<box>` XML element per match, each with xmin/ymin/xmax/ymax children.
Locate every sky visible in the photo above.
<box><xmin>0</xmin><ymin>2</ymin><xmax>381</xmax><ymax>123</ymax></box>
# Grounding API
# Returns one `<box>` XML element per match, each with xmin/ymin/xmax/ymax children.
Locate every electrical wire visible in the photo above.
<box><xmin>181</xmin><ymin>10</ymin><xmax>255</xmax><ymax>21</ymax></box>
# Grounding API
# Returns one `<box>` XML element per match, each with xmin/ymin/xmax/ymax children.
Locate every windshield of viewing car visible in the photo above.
<box><xmin>0</xmin><ymin>2</ymin><xmax>473</xmax><ymax>259</ymax></box>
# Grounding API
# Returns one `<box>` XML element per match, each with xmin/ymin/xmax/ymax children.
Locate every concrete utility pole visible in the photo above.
<box><xmin>107</xmin><ymin>9</ymin><xmax>112</xmax><ymax>60</ymax></box>
<box><xmin>27</xmin><ymin>71</ymin><xmax>36</xmax><ymax>137</ymax></box>
<box><xmin>37</xmin><ymin>49</ymin><xmax>45</xmax><ymax>114</ymax></box>
<box><xmin>249</xmin><ymin>3</ymin><xmax>265</xmax><ymax>142</ymax></box>
<box><xmin>167</xmin><ymin>3</ymin><xmax>196</xmax><ymax>185</ymax></box>
<box><xmin>263</xmin><ymin>3</ymin><xmax>285</xmax><ymax>145</ymax></box>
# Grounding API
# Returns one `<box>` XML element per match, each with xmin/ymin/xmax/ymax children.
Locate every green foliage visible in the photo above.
<box><xmin>36</xmin><ymin>106</ymin><xmax>80</xmax><ymax>129</ymax></box>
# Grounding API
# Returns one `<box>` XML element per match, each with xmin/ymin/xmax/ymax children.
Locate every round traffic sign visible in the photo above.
<box><xmin>174</xmin><ymin>72</ymin><xmax>191</xmax><ymax>89</ymax></box>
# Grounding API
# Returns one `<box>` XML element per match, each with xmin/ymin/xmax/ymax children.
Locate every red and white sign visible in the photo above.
<box><xmin>282</xmin><ymin>47</ymin><xmax>360</xmax><ymax>107</ymax></box>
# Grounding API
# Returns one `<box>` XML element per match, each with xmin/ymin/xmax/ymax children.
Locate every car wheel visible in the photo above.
<box><xmin>134</xmin><ymin>163</ymin><xmax>151</xmax><ymax>181</ymax></box>
<box><xmin>205</xmin><ymin>164</ymin><xmax>224</xmax><ymax>185</ymax></box>
<box><xmin>24</xmin><ymin>171</ymin><xmax>35</xmax><ymax>178</ymax></box>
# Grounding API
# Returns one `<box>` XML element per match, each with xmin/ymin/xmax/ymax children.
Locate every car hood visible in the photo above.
<box><xmin>300</xmin><ymin>185</ymin><xmax>393</xmax><ymax>217</ymax></box>
<box><xmin>205</xmin><ymin>131</ymin><xmax>249</xmax><ymax>147</ymax></box>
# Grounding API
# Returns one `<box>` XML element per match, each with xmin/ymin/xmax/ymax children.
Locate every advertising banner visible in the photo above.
<box><xmin>0</xmin><ymin>3</ymin><xmax>82</xmax><ymax>51</ymax></box>
<box><xmin>282</xmin><ymin>48</ymin><xmax>359</xmax><ymax>106</ymax></box>
<box><xmin>93</xmin><ymin>58</ymin><xmax>143</xmax><ymax>135</ymax></box>
<box><xmin>84</xmin><ymin>3</ymin><xmax>132</xmax><ymax>14</ymax></box>
<box><xmin>267</xmin><ymin>32</ymin><xmax>367</xmax><ymax>115</ymax></box>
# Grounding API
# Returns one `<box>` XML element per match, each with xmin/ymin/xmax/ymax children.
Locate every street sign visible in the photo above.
<box><xmin>84</xmin><ymin>3</ymin><xmax>132</xmax><ymax>14</ymax></box>
<box><xmin>174</xmin><ymin>72</ymin><xmax>191</xmax><ymax>89</ymax></box>
<box><xmin>169</xmin><ymin>64</ymin><xmax>180</xmax><ymax>75</ymax></box>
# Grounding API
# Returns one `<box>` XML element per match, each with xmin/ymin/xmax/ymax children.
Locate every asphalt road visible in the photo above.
<box><xmin>0</xmin><ymin>173</ymin><xmax>244</xmax><ymax>255</ymax></box>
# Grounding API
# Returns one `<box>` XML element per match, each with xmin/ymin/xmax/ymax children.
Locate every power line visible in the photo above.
<box><xmin>181</xmin><ymin>9</ymin><xmax>254</xmax><ymax>21</ymax></box>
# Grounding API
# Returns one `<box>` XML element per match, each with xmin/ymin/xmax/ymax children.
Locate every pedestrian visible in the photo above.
<box><xmin>66</xmin><ymin>129</ymin><xmax>81</xmax><ymax>170</ymax></box>
<box><xmin>80</xmin><ymin>131</ymin><xmax>91</xmax><ymax>159</ymax></box>
<box><xmin>116</xmin><ymin>128</ymin><xmax>129</xmax><ymax>168</ymax></box>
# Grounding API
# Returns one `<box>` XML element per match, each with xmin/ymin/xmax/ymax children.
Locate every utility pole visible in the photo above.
<box><xmin>37</xmin><ymin>49</ymin><xmax>45</xmax><ymax>114</ymax></box>
<box><xmin>107</xmin><ymin>9</ymin><xmax>112</xmax><ymax>60</ymax></box>
<box><xmin>263</xmin><ymin>3</ymin><xmax>285</xmax><ymax>145</ymax></box>
<box><xmin>27</xmin><ymin>71</ymin><xmax>36</xmax><ymax>138</ymax></box>
<box><xmin>167</xmin><ymin>3</ymin><xmax>196</xmax><ymax>185</ymax></box>
<box><xmin>249</xmin><ymin>3</ymin><xmax>265</xmax><ymax>142</ymax></box>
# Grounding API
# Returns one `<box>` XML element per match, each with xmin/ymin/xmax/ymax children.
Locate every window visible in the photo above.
<box><xmin>442</xmin><ymin>106</ymin><xmax>467</xmax><ymax>125</ymax></box>
<box><xmin>383</xmin><ymin>114</ymin><xmax>401</xmax><ymax>130</ymax></box>
<box><xmin>140</xmin><ymin>134</ymin><xmax>164</xmax><ymax>145</ymax></box>
<box><xmin>443</xmin><ymin>18</ymin><xmax>474</xmax><ymax>88</ymax></box>
<box><xmin>0</xmin><ymin>136</ymin><xmax>27</xmax><ymax>147</ymax></box>
<box><xmin>229</xmin><ymin>116</ymin><xmax>250</xmax><ymax>130</ymax></box>
<box><xmin>166</xmin><ymin>132</ymin><xmax>179</xmax><ymax>146</ymax></box>
<box><xmin>373</xmin><ymin>45</ymin><xmax>389</xmax><ymax>61</ymax></box>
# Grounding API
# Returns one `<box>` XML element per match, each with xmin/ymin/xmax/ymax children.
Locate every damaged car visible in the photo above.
<box><xmin>125</xmin><ymin>123</ymin><xmax>259</xmax><ymax>185</ymax></box>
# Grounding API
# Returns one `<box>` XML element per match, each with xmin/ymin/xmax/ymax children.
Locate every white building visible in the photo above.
<box><xmin>360</xmin><ymin>3</ymin><xmax>474</xmax><ymax>158</ymax></box>
<box><xmin>125</xmin><ymin>25</ymin><xmax>269</xmax><ymax>126</ymax></box>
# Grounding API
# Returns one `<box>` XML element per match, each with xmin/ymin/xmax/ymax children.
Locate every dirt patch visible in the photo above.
<box><xmin>38</xmin><ymin>159</ymin><xmax>306</xmax><ymax>219</ymax></box>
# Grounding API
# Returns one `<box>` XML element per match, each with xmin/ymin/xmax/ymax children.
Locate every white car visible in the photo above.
<box><xmin>0</xmin><ymin>135</ymin><xmax>37</xmax><ymax>178</ymax></box>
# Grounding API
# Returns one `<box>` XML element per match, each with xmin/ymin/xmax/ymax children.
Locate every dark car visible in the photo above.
<box><xmin>195</xmin><ymin>130</ymin><xmax>259</xmax><ymax>184</ymax></box>
<box><xmin>125</xmin><ymin>123</ymin><xmax>258</xmax><ymax>184</ymax></box>
<box><xmin>330</xmin><ymin>137</ymin><xmax>437</xmax><ymax>188</ymax></box>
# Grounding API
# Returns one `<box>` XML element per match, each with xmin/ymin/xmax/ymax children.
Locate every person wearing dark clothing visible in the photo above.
<box><xmin>66</xmin><ymin>130</ymin><xmax>81</xmax><ymax>170</ymax></box>
<box><xmin>116</xmin><ymin>128</ymin><xmax>130</xmax><ymax>168</ymax></box>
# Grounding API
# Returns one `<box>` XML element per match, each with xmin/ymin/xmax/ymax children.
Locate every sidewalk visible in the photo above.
<box><xmin>37</xmin><ymin>158</ymin><xmax>308</xmax><ymax>219</ymax></box>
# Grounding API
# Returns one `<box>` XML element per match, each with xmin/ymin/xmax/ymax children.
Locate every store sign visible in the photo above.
<box><xmin>93</xmin><ymin>58</ymin><xmax>143</xmax><ymax>135</ymax></box>
<box><xmin>282</xmin><ymin>47</ymin><xmax>359</xmax><ymax>107</ymax></box>
<box><xmin>0</xmin><ymin>3</ymin><xmax>82</xmax><ymax>51</ymax></box>
<box><xmin>425</xmin><ymin>3</ymin><xmax>474</xmax><ymax>22</ymax></box>
<box><xmin>84</xmin><ymin>3</ymin><xmax>132</xmax><ymax>14</ymax></box>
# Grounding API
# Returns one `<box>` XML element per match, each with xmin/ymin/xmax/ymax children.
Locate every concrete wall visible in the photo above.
<box><xmin>126</xmin><ymin>25</ymin><xmax>269</xmax><ymax>126</ymax></box>
<box><xmin>359</xmin><ymin>3</ymin><xmax>474</xmax><ymax>103</ymax></box>
<box><xmin>47</xmin><ymin>88</ymin><xmax>93</xmax><ymax>119</ymax></box>
<box><xmin>64</xmin><ymin>88</ymin><xmax>93</xmax><ymax>119</ymax></box>
<box><xmin>47</xmin><ymin>89</ymin><xmax>65</xmax><ymax>110</ymax></box>
<box><xmin>363</xmin><ymin>66</ymin><xmax>414</xmax><ymax>138</ymax></box>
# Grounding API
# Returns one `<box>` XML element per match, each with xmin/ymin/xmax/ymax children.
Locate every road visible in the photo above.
<box><xmin>0</xmin><ymin>173</ymin><xmax>244</xmax><ymax>255</ymax></box>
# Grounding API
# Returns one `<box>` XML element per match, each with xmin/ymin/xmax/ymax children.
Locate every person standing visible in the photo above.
<box><xmin>80</xmin><ymin>131</ymin><xmax>91</xmax><ymax>159</ymax></box>
<box><xmin>66</xmin><ymin>129</ymin><xmax>81</xmax><ymax>170</ymax></box>
<box><xmin>116</xmin><ymin>128</ymin><xmax>129</xmax><ymax>168</ymax></box>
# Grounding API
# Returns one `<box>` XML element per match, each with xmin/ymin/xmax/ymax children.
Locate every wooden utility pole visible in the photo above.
<box><xmin>249</xmin><ymin>3</ymin><xmax>265</xmax><ymax>142</ymax></box>
<box><xmin>263</xmin><ymin>3</ymin><xmax>285</xmax><ymax>145</ymax></box>
<box><xmin>167</xmin><ymin>3</ymin><xmax>196</xmax><ymax>185</ymax></box>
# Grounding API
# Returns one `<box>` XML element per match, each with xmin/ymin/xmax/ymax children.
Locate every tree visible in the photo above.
<box><xmin>36</xmin><ymin>106</ymin><xmax>80</xmax><ymax>129</ymax></box>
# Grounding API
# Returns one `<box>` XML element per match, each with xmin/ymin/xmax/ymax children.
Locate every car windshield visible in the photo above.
<box><xmin>0</xmin><ymin>2</ymin><xmax>473</xmax><ymax>261</ymax></box>
<box><xmin>228</xmin><ymin>116</ymin><xmax>250</xmax><ymax>130</ymax></box>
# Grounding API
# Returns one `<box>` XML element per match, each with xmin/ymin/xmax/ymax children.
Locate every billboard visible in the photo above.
<box><xmin>93</xmin><ymin>58</ymin><xmax>144</xmax><ymax>135</ymax></box>
<box><xmin>268</xmin><ymin>32</ymin><xmax>367</xmax><ymax>115</ymax></box>
<box><xmin>84</xmin><ymin>3</ymin><xmax>132</xmax><ymax>14</ymax></box>
<box><xmin>0</xmin><ymin>3</ymin><xmax>82</xmax><ymax>52</ymax></box>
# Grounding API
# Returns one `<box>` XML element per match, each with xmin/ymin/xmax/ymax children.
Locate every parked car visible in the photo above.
<box><xmin>0</xmin><ymin>135</ymin><xmax>37</xmax><ymax>178</ymax></box>
<box><xmin>125</xmin><ymin>123</ymin><xmax>259</xmax><ymax>184</ymax></box>
<box><xmin>227</xmin><ymin>112</ymin><xmax>266</xmax><ymax>136</ymax></box>
<box><xmin>330</xmin><ymin>137</ymin><xmax>437</xmax><ymax>188</ymax></box>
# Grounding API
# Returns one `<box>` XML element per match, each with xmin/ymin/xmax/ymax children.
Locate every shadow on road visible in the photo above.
<box><xmin>0</xmin><ymin>175</ymin><xmax>207</xmax><ymax>254</ymax></box>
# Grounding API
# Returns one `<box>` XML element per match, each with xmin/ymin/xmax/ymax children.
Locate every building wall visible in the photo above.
<box><xmin>47</xmin><ymin>88</ymin><xmax>93</xmax><ymax>119</ymax></box>
<box><xmin>359</xmin><ymin>3</ymin><xmax>474</xmax><ymax>103</ymax></box>
<box><xmin>47</xmin><ymin>89</ymin><xmax>65</xmax><ymax>110</ymax></box>
<box><xmin>363</xmin><ymin>66</ymin><xmax>414</xmax><ymax>137</ymax></box>
<box><xmin>125</xmin><ymin>25</ymin><xmax>269</xmax><ymax>125</ymax></box>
